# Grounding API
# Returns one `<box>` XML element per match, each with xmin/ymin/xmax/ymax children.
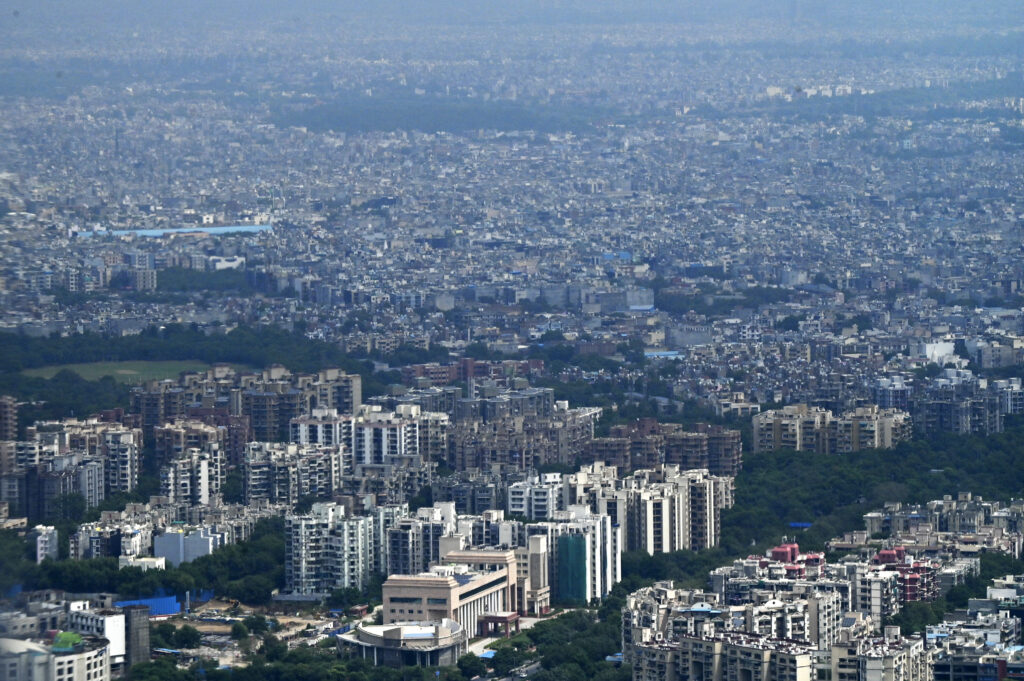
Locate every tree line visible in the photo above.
<box><xmin>0</xmin><ymin>325</ymin><xmax>370</xmax><ymax>375</ymax></box>
<box><xmin>0</xmin><ymin>325</ymin><xmax>398</xmax><ymax>435</ymax></box>
<box><xmin>11</xmin><ymin>517</ymin><xmax>285</xmax><ymax>604</ymax></box>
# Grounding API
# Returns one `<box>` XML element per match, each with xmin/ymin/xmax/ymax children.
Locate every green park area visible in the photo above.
<box><xmin>23</xmin><ymin>360</ymin><xmax>217</xmax><ymax>384</ymax></box>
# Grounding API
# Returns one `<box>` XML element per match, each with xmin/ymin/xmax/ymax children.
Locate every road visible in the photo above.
<box><xmin>494</xmin><ymin>661</ymin><xmax>542</xmax><ymax>681</ymax></box>
<box><xmin>466</xmin><ymin>615</ymin><xmax>546</xmax><ymax>656</ymax></box>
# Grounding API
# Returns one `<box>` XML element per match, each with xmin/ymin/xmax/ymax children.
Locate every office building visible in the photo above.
<box><xmin>382</xmin><ymin>558</ymin><xmax>518</xmax><ymax>635</ymax></box>
<box><xmin>337</xmin><ymin>619</ymin><xmax>467</xmax><ymax>668</ymax></box>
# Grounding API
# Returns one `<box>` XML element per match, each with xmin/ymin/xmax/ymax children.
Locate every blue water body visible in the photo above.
<box><xmin>80</xmin><ymin>224</ymin><xmax>272</xmax><ymax>238</ymax></box>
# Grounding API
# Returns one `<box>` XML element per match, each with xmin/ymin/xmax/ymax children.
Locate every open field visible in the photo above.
<box><xmin>23</xmin><ymin>360</ymin><xmax>224</xmax><ymax>383</ymax></box>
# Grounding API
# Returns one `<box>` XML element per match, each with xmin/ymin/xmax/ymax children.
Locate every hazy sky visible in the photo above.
<box><xmin>3</xmin><ymin>0</ymin><xmax>1022</xmax><ymax>38</ymax></box>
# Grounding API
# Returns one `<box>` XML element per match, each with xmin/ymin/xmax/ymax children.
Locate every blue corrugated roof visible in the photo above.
<box><xmin>115</xmin><ymin>595</ymin><xmax>181</xmax><ymax>616</ymax></box>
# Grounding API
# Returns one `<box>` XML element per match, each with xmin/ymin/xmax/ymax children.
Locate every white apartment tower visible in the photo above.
<box><xmin>285</xmin><ymin>502</ymin><xmax>382</xmax><ymax>596</ymax></box>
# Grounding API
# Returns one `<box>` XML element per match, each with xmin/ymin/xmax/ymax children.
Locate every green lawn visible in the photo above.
<box><xmin>23</xmin><ymin>360</ymin><xmax>220</xmax><ymax>384</ymax></box>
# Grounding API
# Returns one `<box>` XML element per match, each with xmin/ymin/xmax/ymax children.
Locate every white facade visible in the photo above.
<box><xmin>34</xmin><ymin>525</ymin><xmax>59</xmax><ymax>564</ymax></box>
<box><xmin>103</xmin><ymin>430</ymin><xmax>140</xmax><ymax>494</ymax></box>
<box><xmin>119</xmin><ymin>526</ymin><xmax>151</xmax><ymax>558</ymax></box>
<box><xmin>507</xmin><ymin>473</ymin><xmax>564</xmax><ymax>520</ymax></box>
<box><xmin>244</xmin><ymin>442</ymin><xmax>345</xmax><ymax>505</ymax></box>
<box><xmin>153</xmin><ymin>527</ymin><xmax>222</xmax><ymax>567</ymax></box>
<box><xmin>0</xmin><ymin>637</ymin><xmax>111</xmax><ymax>681</ymax></box>
<box><xmin>53</xmin><ymin>638</ymin><xmax>111</xmax><ymax>681</ymax></box>
<box><xmin>348</xmin><ymin>410</ymin><xmax>420</xmax><ymax>468</ymax></box>
<box><xmin>370</xmin><ymin>504</ymin><xmax>409</xmax><ymax>575</ymax></box>
<box><xmin>285</xmin><ymin>502</ymin><xmax>381</xmax><ymax>595</ymax></box>
<box><xmin>528</xmin><ymin>505</ymin><xmax>621</xmax><ymax>602</ymax></box>
<box><xmin>118</xmin><ymin>556</ymin><xmax>166</xmax><ymax>571</ymax></box>
<box><xmin>0</xmin><ymin>639</ymin><xmax>53</xmax><ymax>681</ymax></box>
<box><xmin>184</xmin><ymin>528</ymin><xmax>223</xmax><ymax>563</ymax></box>
<box><xmin>294</xmin><ymin>405</ymin><xmax>446</xmax><ymax>471</ymax></box>
<box><xmin>327</xmin><ymin>516</ymin><xmax>374</xmax><ymax>591</ymax></box>
<box><xmin>159</xmin><ymin>449</ymin><xmax>218</xmax><ymax>506</ymax></box>
<box><xmin>66</xmin><ymin>610</ymin><xmax>125</xmax><ymax>670</ymax></box>
<box><xmin>153</xmin><ymin>528</ymin><xmax>185</xmax><ymax>567</ymax></box>
<box><xmin>76</xmin><ymin>460</ymin><xmax>106</xmax><ymax>509</ymax></box>
<box><xmin>290</xmin><ymin>407</ymin><xmax>347</xmax><ymax>446</ymax></box>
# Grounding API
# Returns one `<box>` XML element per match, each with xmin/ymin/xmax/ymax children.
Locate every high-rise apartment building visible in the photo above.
<box><xmin>526</xmin><ymin>506</ymin><xmax>621</xmax><ymax>603</ymax></box>
<box><xmin>153</xmin><ymin>420</ymin><xmax>225</xmax><ymax>467</ymax></box>
<box><xmin>386</xmin><ymin>503</ymin><xmax>457</xmax><ymax>576</ymax></box>
<box><xmin>586</xmin><ymin>420</ymin><xmax>742</xmax><ymax>476</ymax></box>
<box><xmin>565</xmin><ymin>463</ymin><xmax>734</xmax><ymax>553</ymax></box>
<box><xmin>284</xmin><ymin>502</ymin><xmax>380</xmax><ymax>596</ymax></box>
<box><xmin>243</xmin><ymin>442</ymin><xmax>345</xmax><ymax>506</ymax></box>
<box><xmin>131</xmin><ymin>366</ymin><xmax>361</xmax><ymax>443</ymax></box>
<box><xmin>160</xmin><ymin>450</ymin><xmax>215</xmax><ymax>506</ymax></box>
<box><xmin>291</xmin><ymin>405</ymin><xmax>445</xmax><ymax>504</ymax></box>
<box><xmin>507</xmin><ymin>473</ymin><xmax>564</xmax><ymax>520</ymax></box>
<box><xmin>0</xmin><ymin>395</ymin><xmax>17</xmax><ymax>441</ymax></box>
<box><xmin>754</xmin><ymin>405</ymin><xmax>911</xmax><ymax>454</ymax></box>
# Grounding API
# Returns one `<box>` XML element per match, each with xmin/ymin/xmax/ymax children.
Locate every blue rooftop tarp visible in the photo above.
<box><xmin>478</xmin><ymin>650</ymin><xmax>496</xmax><ymax>659</ymax></box>
<box><xmin>115</xmin><ymin>595</ymin><xmax>181</xmax><ymax>617</ymax></box>
<box><xmin>645</xmin><ymin>351</ymin><xmax>680</xmax><ymax>358</ymax></box>
<box><xmin>81</xmin><ymin>224</ymin><xmax>271</xmax><ymax>238</ymax></box>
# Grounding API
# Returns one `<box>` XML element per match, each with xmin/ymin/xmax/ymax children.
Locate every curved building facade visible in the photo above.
<box><xmin>337</xmin><ymin>618</ymin><xmax>467</xmax><ymax>668</ymax></box>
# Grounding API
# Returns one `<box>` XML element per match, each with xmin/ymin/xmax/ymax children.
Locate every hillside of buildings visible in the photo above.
<box><xmin>2</xmin><ymin>1</ymin><xmax>1024</xmax><ymax>680</ymax></box>
<box><xmin>4</xmin><ymin>322</ymin><xmax>1024</xmax><ymax>681</ymax></box>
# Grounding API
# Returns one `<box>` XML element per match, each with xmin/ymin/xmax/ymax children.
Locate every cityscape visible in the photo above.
<box><xmin>1</xmin><ymin>1</ymin><xmax>1024</xmax><ymax>681</ymax></box>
